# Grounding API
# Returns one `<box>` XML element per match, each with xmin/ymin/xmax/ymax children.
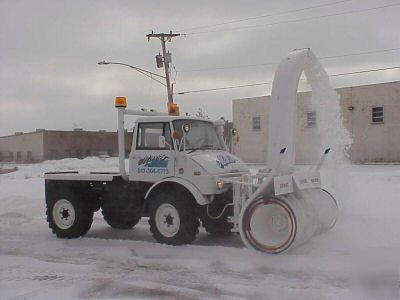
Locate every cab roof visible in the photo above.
<box><xmin>135</xmin><ymin>116</ymin><xmax>213</xmax><ymax>123</ymax></box>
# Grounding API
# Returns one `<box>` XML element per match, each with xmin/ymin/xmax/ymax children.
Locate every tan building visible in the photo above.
<box><xmin>0</xmin><ymin>129</ymin><xmax>133</xmax><ymax>162</ymax></box>
<box><xmin>232</xmin><ymin>81</ymin><xmax>400</xmax><ymax>164</ymax></box>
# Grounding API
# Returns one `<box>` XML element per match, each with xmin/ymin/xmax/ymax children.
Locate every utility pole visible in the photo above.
<box><xmin>146</xmin><ymin>31</ymin><xmax>180</xmax><ymax>107</ymax></box>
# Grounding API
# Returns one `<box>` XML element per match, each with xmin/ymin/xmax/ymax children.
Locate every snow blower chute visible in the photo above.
<box><xmin>219</xmin><ymin>49</ymin><xmax>339</xmax><ymax>254</ymax></box>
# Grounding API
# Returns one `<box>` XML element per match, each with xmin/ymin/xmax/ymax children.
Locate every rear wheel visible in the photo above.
<box><xmin>46</xmin><ymin>191</ymin><xmax>93</xmax><ymax>238</ymax></box>
<box><xmin>148</xmin><ymin>191</ymin><xmax>199</xmax><ymax>245</ymax></box>
<box><xmin>101</xmin><ymin>181</ymin><xmax>143</xmax><ymax>229</ymax></box>
<box><xmin>101</xmin><ymin>206</ymin><xmax>141</xmax><ymax>229</ymax></box>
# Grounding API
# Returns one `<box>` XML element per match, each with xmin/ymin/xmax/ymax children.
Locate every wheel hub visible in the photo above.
<box><xmin>155</xmin><ymin>203</ymin><xmax>180</xmax><ymax>238</ymax></box>
<box><xmin>164</xmin><ymin>214</ymin><xmax>174</xmax><ymax>227</ymax></box>
<box><xmin>52</xmin><ymin>199</ymin><xmax>76</xmax><ymax>230</ymax></box>
<box><xmin>61</xmin><ymin>208</ymin><xmax>70</xmax><ymax>220</ymax></box>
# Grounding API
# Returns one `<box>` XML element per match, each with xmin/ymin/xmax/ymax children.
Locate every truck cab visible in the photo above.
<box><xmin>44</xmin><ymin>102</ymin><xmax>250</xmax><ymax>246</ymax></box>
<box><xmin>130</xmin><ymin>116</ymin><xmax>249</xmax><ymax>193</ymax></box>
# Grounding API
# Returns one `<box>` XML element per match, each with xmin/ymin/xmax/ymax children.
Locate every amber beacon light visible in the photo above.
<box><xmin>115</xmin><ymin>96</ymin><xmax>127</xmax><ymax>108</ymax></box>
<box><xmin>167</xmin><ymin>102</ymin><xmax>180</xmax><ymax>115</ymax></box>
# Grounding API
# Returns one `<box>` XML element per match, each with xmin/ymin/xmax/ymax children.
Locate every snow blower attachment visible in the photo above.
<box><xmin>221</xmin><ymin>49</ymin><xmax>339</xmax><ymax>254</ymax></box>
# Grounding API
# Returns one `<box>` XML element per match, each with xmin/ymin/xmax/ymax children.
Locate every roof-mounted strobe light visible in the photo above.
<box><xmin>115</xmin><ymin>97</ymin><xmax>127</xmax><ymax>108</ymax></box>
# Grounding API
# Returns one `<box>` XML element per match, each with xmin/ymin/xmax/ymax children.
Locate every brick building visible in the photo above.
<box><xmin>0</xmin><ymin>129</ymin><xmax>133</xmax><ymax>162</ymax></box>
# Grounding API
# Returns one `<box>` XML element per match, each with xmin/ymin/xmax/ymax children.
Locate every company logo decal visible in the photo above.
<box><xmin>216</xmin><ymin>154</ymin><xmax>237</xmax><ymax>169</ymax></box>
<box><xmin>138</xmin><ymin>155</ymin><xmax>169</xmax><ymax>174</ymax></box>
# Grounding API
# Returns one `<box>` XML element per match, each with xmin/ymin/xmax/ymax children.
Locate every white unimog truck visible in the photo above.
<box><xmin>45</xmin><ymin>96</ymin><xmax>250</xmax><ymax>245</ymax></box>
<box><xmin>45</xmin><ymin>49</ymin><xmax>340</xmax><ymax>254</ymax></box>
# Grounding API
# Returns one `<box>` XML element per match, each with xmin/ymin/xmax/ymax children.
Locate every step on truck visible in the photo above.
<box><xmin>45</xmin><ymin>96</ymin><xmax>250</xmax><ymax>245</ymax></box>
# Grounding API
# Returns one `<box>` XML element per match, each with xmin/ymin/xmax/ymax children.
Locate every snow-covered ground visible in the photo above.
<box><xmin>0</xmin><ymin>157</ymin><xmax>399</xmax><ymax>299</ymax></box>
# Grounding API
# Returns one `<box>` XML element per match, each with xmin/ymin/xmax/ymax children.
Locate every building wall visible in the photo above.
<box><xmin>346</xmin><ymin>82</ymin><xmax>400</xmax><ymax>163</ymax></box>
<box><xmin>43</xmin><ymin>131</ymin><xmax>133</xmax><ymax>160</ymax></box>
<box><xmin>232</xmin><ymin>81</ymin><xmax>400</xmax><ymax>164</ymax></box>
<box><xmin>0</xmin><ymin>132</ymin><xmax>44</xmax><ymax>162</ymax></box>
<box><xmin>232</xmin><ymin>96</ymin><xmax>269</xmax><ymax>163</ymax></box>
<box><xmin>0</xmin><ymin>130</ymin><xmax>134</xmax><ymax>162</ymax></box>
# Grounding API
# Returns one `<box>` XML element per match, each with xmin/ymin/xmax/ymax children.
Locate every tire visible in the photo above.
<box><xmin>46</xmin><ymin>191</ymin><xmax>93</xmax><ymax>238</ymax></box>
<box><xmin>201</xmin><ymin>203</ymin><xmax>233</xmax><ymax>237</ymax></box>
<box><xmin>101</xmin><ymin>206</ymin><xmax>141</xmax><ymax>229</ymax></box>
<box><xmin>148</xmin><ymin>190</ymin><xmax>199</xmax><ymax>245</ymax></box>
<box><xmin>101</xmin><ymin>182</ymin><xmax>142</xmax><ymax>229</ymax></box>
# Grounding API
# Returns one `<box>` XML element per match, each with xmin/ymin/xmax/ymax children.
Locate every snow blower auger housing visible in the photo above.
<box><xmin>44</xmin><ymin>49</ymin><xmax>338</xmax><ymax>254</ymax></box>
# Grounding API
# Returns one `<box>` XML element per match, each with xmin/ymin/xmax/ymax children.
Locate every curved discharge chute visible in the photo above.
<box><xmin>237</xmin><ymin>49</ymin><xmax>339</xmax><ymax>254</ymax></box>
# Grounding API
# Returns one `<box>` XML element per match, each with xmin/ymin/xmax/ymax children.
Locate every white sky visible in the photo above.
<box><xmin>1</xmin><ymin>0</ymin><xmax>399</xmax><ymax>136</ymax></box>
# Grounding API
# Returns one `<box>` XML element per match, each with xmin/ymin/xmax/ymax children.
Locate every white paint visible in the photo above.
<box><xmin>44</xmin><ymin>173</ymin><xmax>115</xmax><ymax>181</ymax></box>
<box><xmin>267</xmin><ymin>48</ymin><xmax>351</xmax><ymax>171</ymax></box>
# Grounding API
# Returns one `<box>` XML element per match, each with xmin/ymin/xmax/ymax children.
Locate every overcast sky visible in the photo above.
<box><xmin>1</xmin><ymin>0</ymin><xmax>399</xmax><ymax>136</ymax></box>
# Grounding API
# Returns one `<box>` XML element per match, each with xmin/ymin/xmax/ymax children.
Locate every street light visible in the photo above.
<box><xmin>98</xmin><ymin>60</ymin><xmax>167</xmax><ymax>87</ymax></box>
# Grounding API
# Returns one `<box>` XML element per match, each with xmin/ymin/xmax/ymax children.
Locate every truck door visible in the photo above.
<box><xmin>130</xmin><ymin>122</ymin><xmax>174</xmax><ymax>182</ymax></box>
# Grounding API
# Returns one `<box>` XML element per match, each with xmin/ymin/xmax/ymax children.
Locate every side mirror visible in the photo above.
<box><xmin>182</xmin><ymin>124</ymin><xmax>190</xmax><ymax>133</ymax></box>
<box><xmin>158</xmin><ymin>136</ymin><xmax>166</xmax><ymax>148</ymax></box>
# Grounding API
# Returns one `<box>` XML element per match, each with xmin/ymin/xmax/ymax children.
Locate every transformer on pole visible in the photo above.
<box><xmin>147</xmin><ymin>31</ymin><xmax>180</xmax><ymax>115</ymax></box>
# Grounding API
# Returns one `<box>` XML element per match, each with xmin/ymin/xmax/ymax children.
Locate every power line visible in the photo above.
<box><xmin>330</xmin><ymin>66</ymin><xmax>400</xmax><ymax>77</ymax></box>
<box><xmin>176</xmin><ymin>66</ymin><xmax>400</xmax><ymax>95</ymax></box>
<box><xmin>182</xmin><ymin>2</ymin><xmax>400</xmax><ymax>35</ymax></box>
<box><xmin>177</xmin><ymin>0</ymin><xmax>350</xmax><ymax>32</ymax></box>
<box><xmin>177</xmin><ymin>82</ymin><xmax>272</xmax><ymax>94</ymax></box>
<box><xmin>179</xmin><ymin>47</ymin><xmax>400</xmax><ymax>73</ymax></box>
<box><xmin>319</xmin><ymin>47</ymin><xmax>400</xmax><ymax>60</ymax></box>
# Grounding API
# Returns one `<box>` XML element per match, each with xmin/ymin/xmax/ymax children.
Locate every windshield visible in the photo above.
<box><xmin>173</xmin><ymin>120</ymin><xmax>223</xmax><ymax>151</ymax></box>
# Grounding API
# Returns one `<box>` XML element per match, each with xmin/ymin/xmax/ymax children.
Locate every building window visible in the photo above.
<box><xmin>9</xmin><ymin>152</ymin><xmax>14</xmax><ymax>161</ymax></box>
<box><xmin>307</xmin><ymin>112</ymin><xmax>317</xmax><ymax>128</ymax></box>
<box><xmin>372</xmin><ymin>106</ymin><xmax>384</xmax><ymax>124</ymax></box>
<box><xmin>252</xmin><ymin>116</ymin><xmax>261</xmax><ymax>130</ymax></box>
<box><xmin>27</xmin><ymin>151</ymin><xmax>32</xmax><ymax>161</ymax></box>
<box><xmin>16</xmin><ymin>152</ymin><xmax>22</xmax><ymax>161</ymax></box>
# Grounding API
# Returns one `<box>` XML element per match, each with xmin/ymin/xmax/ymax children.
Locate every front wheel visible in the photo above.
<box><xmin>46</xmin><ymin>192</ymin><xmax>93</xmax><ymax>238</ymax></box>
<box><xmin>148</xmin><ymin>191</ymin><xmax>199</xmax><ymax>245</ymax></box>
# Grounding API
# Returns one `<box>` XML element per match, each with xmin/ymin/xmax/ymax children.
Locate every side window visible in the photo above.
<box><xmin>307</xmin><ymin>111</ymin><xmax>317</xmax><ymax>128</ymax></box>
<box><xmin>136</xmin><ymin>122</ymin><xmax>172</xmax><ymax>150</ymax></box>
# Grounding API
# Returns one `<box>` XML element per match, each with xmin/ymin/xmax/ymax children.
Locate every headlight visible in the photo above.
<box><xmin>216</xmin><ymin>179</ymin><xmax>224</xmax><ymax>189</ymax></box>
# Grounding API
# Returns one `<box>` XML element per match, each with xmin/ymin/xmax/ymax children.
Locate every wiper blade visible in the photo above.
<box><xmin>187</xmin><ymin>145</ymin><xmax>214</xmax><ymax>154</ymax></box>
<box><xmin>188</xmin><ymin>148</ymin><xmax>199</xmax><ymax>154</ymax></box>
<box><xmin>201</xmin><ymin>145</ymin><xmax>214</xmax><ymax>149</ymax></box>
